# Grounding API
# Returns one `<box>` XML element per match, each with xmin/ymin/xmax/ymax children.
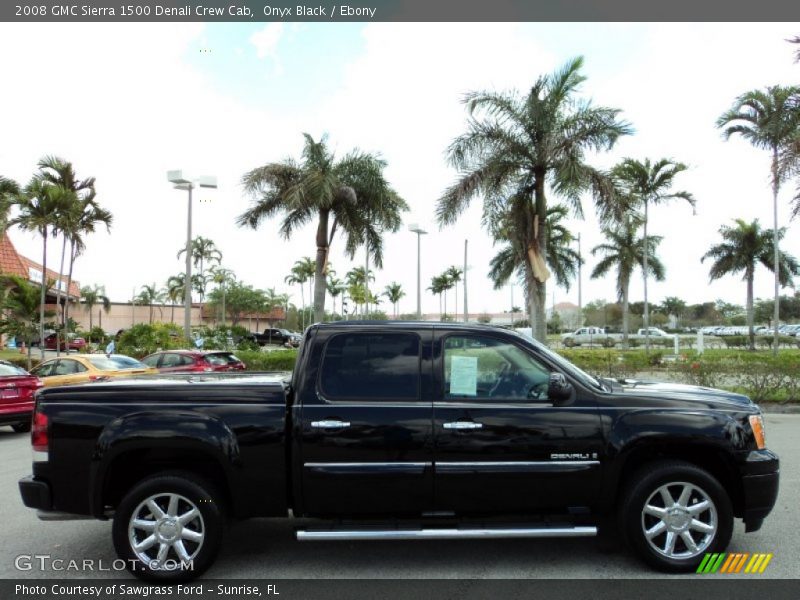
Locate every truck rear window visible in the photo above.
<box><xmin>320</xmin><ymin>333</ymin><xmax>420</xmax><ymax>401</ymax></box>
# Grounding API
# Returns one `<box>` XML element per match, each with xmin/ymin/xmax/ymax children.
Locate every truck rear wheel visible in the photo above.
<box><xmin>619</xmin><ymin>461</ymin><xmax>732</xmax><ymax>572</ymax></box>
<box><xmin>112</xmin><ymin>473</ymin><xmax>223</xmax><ymax>581</ymax></box>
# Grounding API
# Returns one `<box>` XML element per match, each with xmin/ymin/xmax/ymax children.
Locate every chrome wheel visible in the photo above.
<box><xmin>641</xmin><ymin>481</ymin><xmax>717</xmax><ymax>559</ymax></box>
<box><xmin>128</xmin><ymin>493</ymin><xmax>205</xmax><ymax>569</ymax></box>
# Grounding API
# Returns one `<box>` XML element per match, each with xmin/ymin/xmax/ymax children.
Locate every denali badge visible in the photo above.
<box><xmin>551</xmin><ymin>453</ymin><xmax>598</xmax><ymax>460</ymax></box>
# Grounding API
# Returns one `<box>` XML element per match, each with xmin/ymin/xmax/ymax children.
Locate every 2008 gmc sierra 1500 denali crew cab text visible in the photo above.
<box><xmin>18</xmin><ymin>322</ymin><xmax>779</xmax><ymax>581</ymax></box>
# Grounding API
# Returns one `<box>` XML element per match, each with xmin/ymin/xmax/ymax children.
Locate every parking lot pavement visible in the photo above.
<box><xmin>0</xmin><ymin>413</ymin><xmax>796</xmax><ymax>580</ymax></box>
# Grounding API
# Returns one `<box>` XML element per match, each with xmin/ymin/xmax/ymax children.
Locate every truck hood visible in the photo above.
<box><xmin>606</xmin><ymin>378</ymin><xmax>754</xmax><ymax>409</ymax></box>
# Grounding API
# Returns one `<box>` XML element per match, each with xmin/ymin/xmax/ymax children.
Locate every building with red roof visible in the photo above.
<box><xmin>0</xmin><ymin>232</ymin><xmax>80</xmax><ymax>301</ymax></box>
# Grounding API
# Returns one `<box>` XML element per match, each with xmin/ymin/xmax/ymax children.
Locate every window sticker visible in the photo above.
<box><xmin>450</xmin><ymin>355</ymin><xmax>478</xmax><ymax>396</ymax></box>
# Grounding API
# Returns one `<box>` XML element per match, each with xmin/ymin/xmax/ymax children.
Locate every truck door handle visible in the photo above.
<box><xmin>310</xmin><ymin>420</ymin><xmax>351</xmax><ymax>429</ymax></box>
<box><xmin>443</xmin><ymin>421</ymin><xmax>483</xmax><ymax>430</ymax></box>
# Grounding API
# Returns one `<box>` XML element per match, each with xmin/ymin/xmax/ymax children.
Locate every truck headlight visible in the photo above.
<box><xmin>748</xmin><ymin>414</ymin><xmax>766</xmax><ymax>450</ymax></box>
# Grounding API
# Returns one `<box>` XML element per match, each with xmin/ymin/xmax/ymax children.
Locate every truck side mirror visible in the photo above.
<box><xmin>548</xmin><ymin>372</ymin><xmax>573</xmax><ymax>402</ymax></box>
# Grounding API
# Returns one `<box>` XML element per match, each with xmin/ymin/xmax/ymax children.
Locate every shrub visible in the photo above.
<box><xmin>117</xmin><ymin>323</ymin><xmax>187</xmax><ymax>358</ymax></box>
<box><xmin>236</xmin><ymin>349</ymin><xmax>297</xmax><ymax>371</ymax></box>
<box><xmin>4</xmin><ymin>356</ymin><xmax>42</xmax><ymax>371</ymax></box>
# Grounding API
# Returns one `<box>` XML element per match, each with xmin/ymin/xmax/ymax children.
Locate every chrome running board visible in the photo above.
<box><xmin>36</xmin><ymin>510</ymin><xmax>95</xmax><ymax>521</ymax></box>
<box><xmin>296</xmin><ymin>525</ymin><xmax>596</xmax><ymax>541</ymax></box>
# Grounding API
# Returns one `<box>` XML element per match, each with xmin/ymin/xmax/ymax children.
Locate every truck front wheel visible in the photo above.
<box><xmin>619</xmin><ymin>461</ymin><xmax>733</xmax><ymax>572</ymax></box>
<box><xmin>112</xmin><ymin>473</ymin><xmax>223</xmax><ymax>581</ymax></box>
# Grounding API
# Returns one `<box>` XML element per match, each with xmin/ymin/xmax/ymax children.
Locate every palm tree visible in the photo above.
<box><xmin>717</xmin><ymin>85</ymin><xmax>800</xmax><ymax>353</ymax></box>
<box><xmin>8</xmin><ymin>176</ymin><xmax>70</xmax><ymax>359</ymax></box>
<box><xmin>210</xmin><ymin>266</ymin><xmax>236</xmax><ymax>325</ymax></box>
<box><xmin>296</xmin><ymin>257</ymin><xmax>316</xmax><ymax>312</ymax></box>
<box><xmin>383</xmin><ymin>282</ymin><xmax>405</xmax><ymax>318</ymax></box>
<box><xmin>80</xmin><ymin>284</ymin><xmax>111</xmax><ymax>333</ymax></box>
<box><xmin>0</xmin><ymin>275</ymin><xmax>47</xmax><ymax>369</ymax></box>
<box><xmin>436</xmin><ymin>57</ymin><xmax>631</xmax><ymax>342</ymax></box>
<box><xmin>327</xmin><ymin>276</ymin><xmax>345</xmax><ymax>318</ymax></box>
<box><xmin>37</xmin><ymin>156</ymin><xmax>96</xmax><ymax>351</ymax></box>
<box><xmin>591</xmin><ymin>219</ymin><xmax>666</xmax><ymax>349</ymax></box>
<box><xmin>0</xmin><ymin>176</ymin><xmax>20</xmax><ymax>231</ymax></box>
<box><xmin>488</xmin><ymin>205</ymin><xmax>582</xmax><ymax>304</ymax></box>
<box><xmin>428</xmin><ymin>274</ymin><xmax>448</xmax><ymax>318</ymax></box>
<box><xmin>238</xmin><ymin>133</ymin><xmax>407</xmax><ymax>324</ymax></box>
<box><xmin>165</xmin><ymin>274</ymin><xmax>185</xmax><ymax>324</ymax></box>
<box><xmin>137</xmin><ymin>283</ymin><xmax>164</xmax><ymax>324</ymax></box>
<box><xmin>789</xmin><ymin>35</ymin><xmax>800</xmax><ymax>62</ymax></box>
<box><xmin>62</xmin><ymin>192</ymin><xmax>112</xmax><ymax>334</ymax></box>
<box><xmin>285</xmin><ymin>259</ymin><xmax>315</xmax><ymax>329</ymax></box>
<box><xmin>445</xmin><ymin>266</ymin><xmax>463</xmax><ymax>320</ymax></box>
<box><xmin>611</xmin><ymin>158</ymin><xmax>695</xmax><ymax>352</ymax></box>
<box><xmin>702</xmin><ymin>219</ymin><xmax>799</xmax><ymax>350</ymax></box>
<box><xmin>177</xmin><ymin>236</ymin><xmax>222</xmax><ymax>313</ymax></box>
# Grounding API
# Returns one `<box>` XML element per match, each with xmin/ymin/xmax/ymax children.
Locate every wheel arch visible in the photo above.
<box><xmin>608</xmin><ymin>442</ymin><xmax>744</xmax><ymax>518</ymax></box>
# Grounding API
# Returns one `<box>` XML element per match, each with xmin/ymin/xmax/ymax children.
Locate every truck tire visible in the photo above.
<box><xmin>112</xmin><ymin>473</ymin><xmax>224</xmax><ymax>581</ymax></box>
<box><xmin>563</xmin><ymin>338</ymin><xmax>575</xmax><ymax>348</ymax></box>
<box><xmin>619</xmin><ymin>460</ymin><xmax>732</xmax><ymax>572</ymax></box>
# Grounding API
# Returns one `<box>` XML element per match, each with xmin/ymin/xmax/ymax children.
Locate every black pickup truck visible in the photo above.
<box><xmin>247</xmin><ymin>327</ymin><xmax>298</xmax><ymax>347</ymax></box>
<box><xmin>19</xmin><ymin>322</ymin><xmax>779</xmax><ymax>581</ymax></box>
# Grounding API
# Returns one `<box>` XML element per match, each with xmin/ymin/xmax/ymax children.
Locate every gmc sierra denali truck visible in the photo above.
<box><xmin>18</xmin><ymin>322</ymin><xmax>779</xmax><ymax>581</ymax></box>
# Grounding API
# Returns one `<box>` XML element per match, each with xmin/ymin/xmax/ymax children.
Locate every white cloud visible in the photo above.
<box><xmin>249</xmin><ymin>23</ymin><xmax>284</xmax><ymax>75</ymax></box>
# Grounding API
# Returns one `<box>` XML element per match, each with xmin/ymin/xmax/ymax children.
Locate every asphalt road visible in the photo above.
<box><xmin>0</xmin><ymin>414</ymin><xmax>797</xmax><ymax>580</ymax></box>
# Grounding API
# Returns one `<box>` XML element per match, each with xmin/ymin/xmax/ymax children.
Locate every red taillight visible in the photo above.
<box><xmin>32</xmin><ymin>410</ymin><xmax>48</xmax><ymax>452</ymax></box>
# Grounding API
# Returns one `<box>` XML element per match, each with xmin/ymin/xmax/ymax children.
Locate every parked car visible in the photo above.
<box><xmin>66</xmin><ymin>333</ymin><xmax>87</xmax><ymax>351</ymax></box>
<box><xmin>19</xmin><ymin>322</ymin><xmax>779</xmax><ymax>581</ymax></box>
<box><xmin>141</xmin><ymin>350</ymin><xmax>246</xmax><ymax>373</ymax></box>
<box><xmin>29</xmin><ymin>354</ymin><xmax>158</xmax><ymax>388</ymax></box>
<box><xmin>0</xmin><ymin>360</ymin><xmax>42</xmax><ymax>432</ymax></box>
<box><xmin>635</xmin><ymin>327</ymin><xmax>674</xmax><ymax>339</ymax></box>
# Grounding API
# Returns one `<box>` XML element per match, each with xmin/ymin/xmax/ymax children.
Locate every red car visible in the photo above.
<box><xmin>0</xmin><ymin>360</ymin><xmax>43</xmax><ymax>432</ymax></box>
<box><xmin>41</xmin><ymin>333</ymin><xmax>68</xmax><ymax>351</ymax></box>
<box><xmin>141</xmin><ymin>350</ymin><xmax>246</xmax><ymax>373</ymax></box>
<box><xmin>67</xmin><ymin>334</ymin><xmax>87</xmax><ymax>351</ymax></box>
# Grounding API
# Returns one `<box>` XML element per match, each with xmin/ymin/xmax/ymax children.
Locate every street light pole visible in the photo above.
<box><xmin>184</xmin><ymin>184</ymin><xmax>192</xmax><ymax>341</ymax></box>
<box><xmin>168</xmin><ymin>170</ymin><xmax>217</xmax><ymax>342</ymax></box>
<box><xmin>409</xmin><ymin>224</ymin><xmax>427</xmax><ymax>320</ymax></box>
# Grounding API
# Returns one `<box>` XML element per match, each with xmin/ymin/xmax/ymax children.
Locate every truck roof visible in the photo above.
<box><xmin>314</xmin><ymin>321</ymin><xmax>517</xmax><ymax>333</ymax></box>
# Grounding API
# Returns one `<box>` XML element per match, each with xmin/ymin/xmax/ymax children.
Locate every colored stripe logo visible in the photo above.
<box><xmin>696</xmin><ymin>553</ymin><xmax>773</xmax><ymax>574</ymax></box>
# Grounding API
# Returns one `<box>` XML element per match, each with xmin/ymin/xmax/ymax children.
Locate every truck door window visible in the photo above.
<box><xmin>443</xmin><ymin>335</ymin><xmax>550</xmax><ymax>401</ymax></box>
<box><xmin>320</xmin><ymin>333</ymin><xmax>420</xmax><ymax>401</ymax></box>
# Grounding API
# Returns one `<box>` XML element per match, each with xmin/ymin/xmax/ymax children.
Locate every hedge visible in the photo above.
<box><xmin>234</xmin><ymin>349</ymin><xmax>297</xmax><ymax>372</ymax></box>
<box><xmin>559</xmin><ymin>348</ymin><xmax>800</xmax><ymax>403</ymax></box>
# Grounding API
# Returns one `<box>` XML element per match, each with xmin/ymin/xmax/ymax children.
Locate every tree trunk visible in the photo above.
<box><xmin>622</xmin><ymin>281</ymin><xmax>630</xmax><ymax>350</ymax></box>
<box><xmin>222</xmin><ymin>284</ymin><xmax>226</xmax><ymax>326</ymax></box>
<box><xmin>312</xmin><ymin>211</ymin><xmax>330</xmax><ymax>324</ymax></box>
<box><xmin>746</xmin><ymin>269</ymin><xmax>755</xmax><ymax>351</ymax></box>
<box><xmin>64</xmin><ymin>241</ymin><xmax>77</xmax><ymax>341</ymax></box>
<box><xmin>454</xmin><ymin>284</ymin><xmax>458</xmax><ymax>322</ymax></box>
<box><xmin>39</xmin><ymin>228</ymin><xmax>47</xmax><ymax>361</ymax></box>
<box><xmin>771</xmin><ymin>149</ymin><xmax>780</xmax><ymax>356</ymax></box>
<box><xmin>643</xmin><ymin>199</ymin><xmax>650</xmax><ymax>354</ymax></box>
<box><xmin>531</xmin><ymin>173</ymin><xmax>548</xmax><ymax>342</ymax></box>
<box><xmin>55</xmin><ymin>235</ymin><xmax>67</xmax><ymax>358</ymax></box>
